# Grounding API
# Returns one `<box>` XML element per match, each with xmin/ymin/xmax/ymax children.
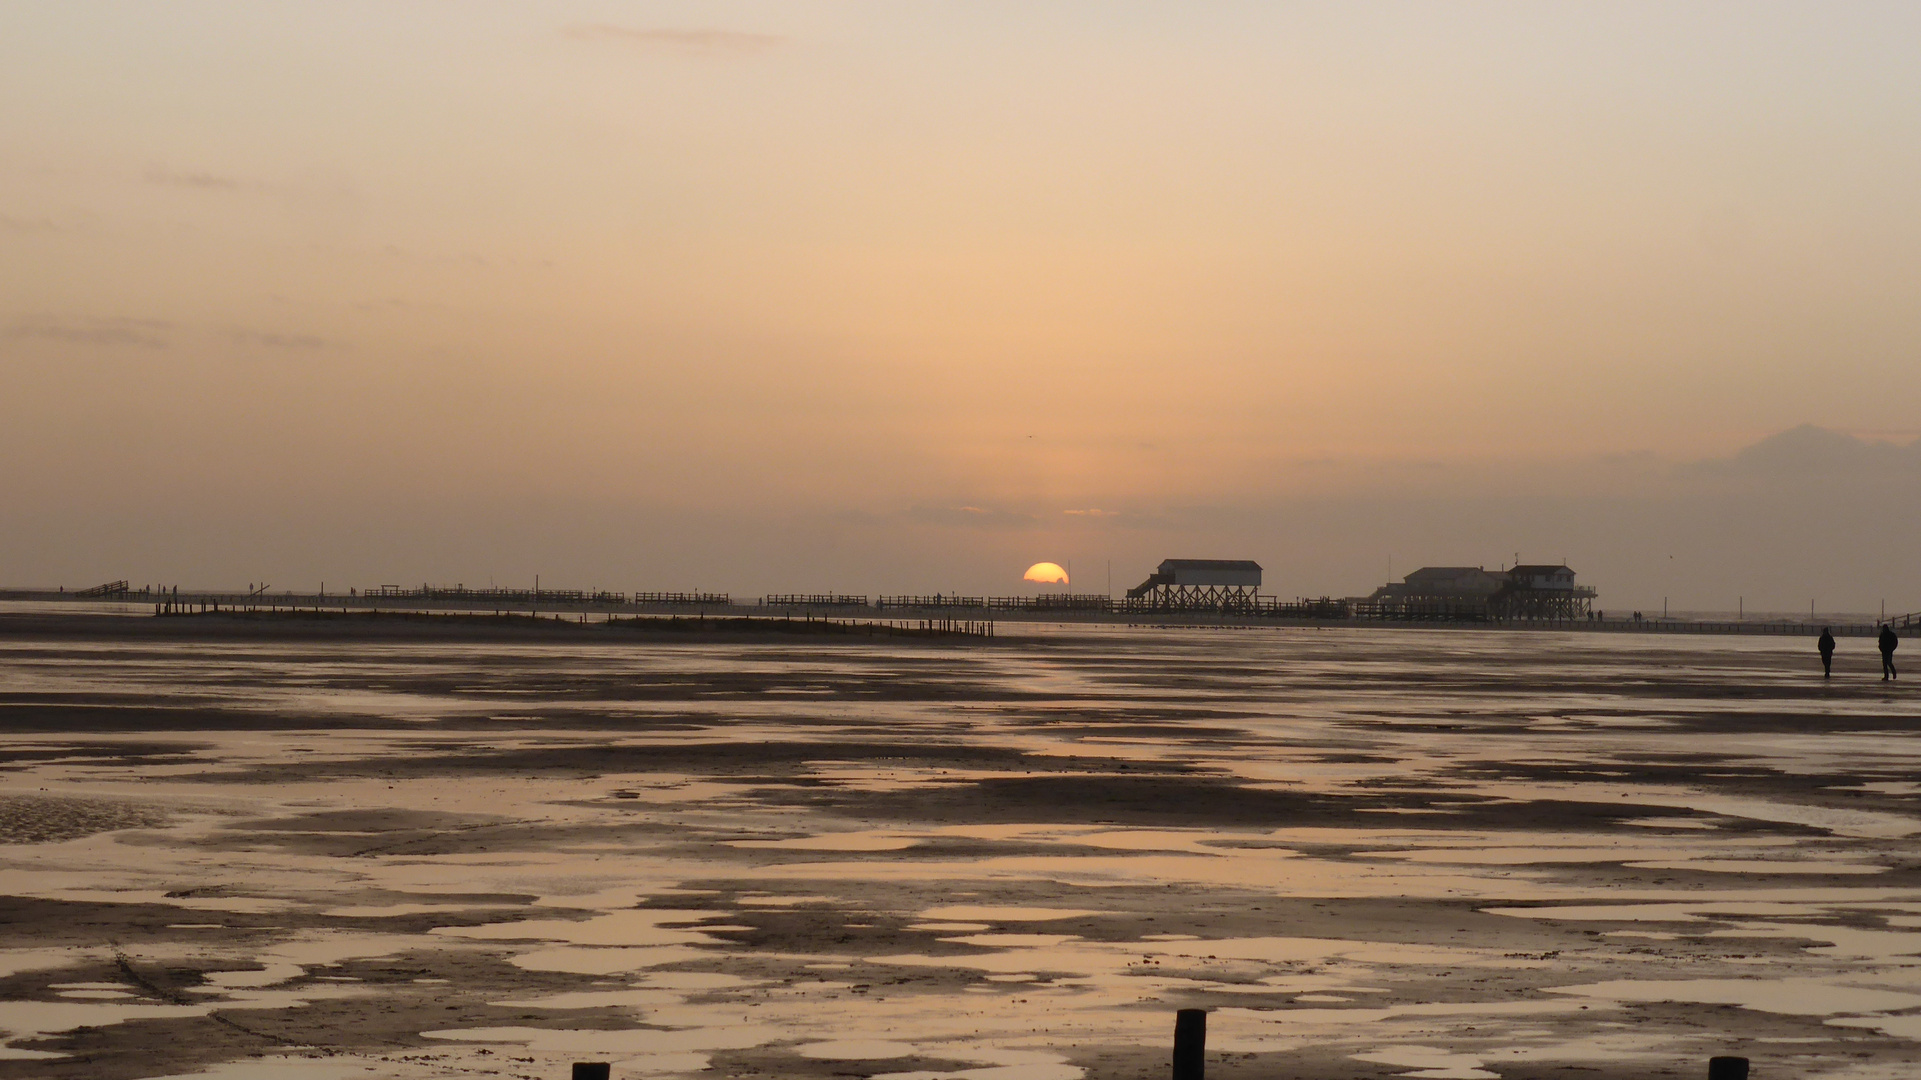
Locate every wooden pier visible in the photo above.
<box><xmin>2</xmin><ymin>586</ymin><xmax>1912</xmax><ymax>638</ymax></box>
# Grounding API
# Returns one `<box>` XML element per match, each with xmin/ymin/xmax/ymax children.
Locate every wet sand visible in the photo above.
<box><xmin>0</xmin><ymin>611</ymin><xmax>997</xmax><ymax>644</ymax></box>
<box><xmin>1</xmin><ymin>620</ymin><xmax>1918</xmax><ymax>1079</ymax></box>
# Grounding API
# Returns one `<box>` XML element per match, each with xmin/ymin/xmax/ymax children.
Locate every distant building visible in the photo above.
<box><xmin>1368</xmin><ymin>563</ymin><xmax>1595</xmax><ymax>620</ymax></box>
<box><xmin>1127</xmin><ymin>559</ymin><xmax>1262</xmax><ymax>612</ymax></box>
<box><xmin>1367</xmin><ymin>566</ymin><xmax>1506</xmax><ymax>619</ymax></box>
<box><xmin>1494</xmin><ymin>564</ymin><xmax>1595</xmax><ymax>620</ymax></box>
<box><xmin>1507</xmin><ymin>564</ymin><xmax>1576</xmax><ymax>591</ymax></box>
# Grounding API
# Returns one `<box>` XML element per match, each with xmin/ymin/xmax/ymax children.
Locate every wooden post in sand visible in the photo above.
<box><xmin>572</xmin><ymin>1064</ymin><xmax>610</xmax><ymax>1080</ymax></box>
<box><xmin>1172</xmin><ymin>1008</ymin><xmax>1206</xmax><ymax>1080</ymax></box>
<box><xmin>1708</xmin><ymin>1058</ymin><xmax>1748</xmax><ymax>1080</ymax></box>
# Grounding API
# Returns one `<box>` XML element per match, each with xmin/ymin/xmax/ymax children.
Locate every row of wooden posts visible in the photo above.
<box><xmin>566</xmin><ymin>1010</ymin><xmax>1755</xmax><ymax>1079</ymax></box>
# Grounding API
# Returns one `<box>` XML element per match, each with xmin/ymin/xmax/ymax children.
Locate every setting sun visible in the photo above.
<box><xmin>1022</xmin><ymin>562</ymin><xmax>1069</xmax><ymax>585</ymax></box>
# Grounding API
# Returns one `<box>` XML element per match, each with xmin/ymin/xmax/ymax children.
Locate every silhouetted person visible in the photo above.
<box><xmin>1880</xmin><ymin>625</ymin><xmax>1899</xmax><ymax>681</ymax></box>
<box><xmin>1818</xmin><ymin>628</ymin><xmax>1835</xmax><ymax>677</ymax></box>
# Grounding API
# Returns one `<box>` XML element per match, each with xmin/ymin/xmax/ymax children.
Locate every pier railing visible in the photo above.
<box><xmin>4</xmin><ymin>586</ymin><xmax>1913</xmax><ymax>638</ymax></box>
<box><xmin>876</xmin><ymin>595</ymin><xmax>988</xmax><ymax>609</ymax></box>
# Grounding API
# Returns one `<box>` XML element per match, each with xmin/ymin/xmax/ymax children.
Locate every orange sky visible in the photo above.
<box><xmin>3</xmin><ymin>3</ymin><xmax>1919</xmax><ymax>607</ymax></box>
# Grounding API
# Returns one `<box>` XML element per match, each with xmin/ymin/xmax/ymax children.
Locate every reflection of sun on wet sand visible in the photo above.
<box><xmin>0</xmin><ymin>624</ymin><xmax>1918</xmax><ymax>1078</ymax></box>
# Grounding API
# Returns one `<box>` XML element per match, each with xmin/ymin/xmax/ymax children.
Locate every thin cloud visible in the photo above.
<box><xmin>5</xmin><ymin>315</ymin><xmax>171</xmax><ymax>349</ymax></box>
<box><xmin>906</xmin><ymin>505</ymin><xmax>1037</xmax><ymax>530</ymax></box>
<box><xmin>145</xmin><ymin>166</ymin><xmax>248</xmax><ymax>191</ymax></box>
<box><xmin>563</xmin><ymin>24</ymin><xmax>785</xmax><ymax>53</ymax></box>
<box><xmin>226</xmin><ymin>328</ymin><xmax>340</xmax><ymax>350</ymax></box>
<box><xmin>0</xmin><ymin>214</ymin><xmax>62</xmax><ymax>235</ymax></box>
<box><xmin>1685</xmin><ymin>424</ymin><xmax>1921</xmax><ymax>481</ymax></box>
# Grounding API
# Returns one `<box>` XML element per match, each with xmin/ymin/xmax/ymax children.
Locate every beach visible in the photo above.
<box><xmin>1</xmin><ymin>619</ymin><xmax>1918</xmax><ymax>1079</ymax></box>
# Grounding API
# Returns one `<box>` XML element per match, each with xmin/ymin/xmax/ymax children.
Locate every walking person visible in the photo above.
<box><xmin>1818</xmin><ymin>627</ymin><xmax>1836</xmax><ymax>678</ymax></box>
<box><xmin>1880</xmin><ymin>624</ymin><xmax>1899</xmax><ymax>681</ymax></box>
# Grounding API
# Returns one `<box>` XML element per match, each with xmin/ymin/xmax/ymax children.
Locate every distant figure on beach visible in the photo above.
<box><xmin>1818</xmin><ymin>628</ymin><xmax>1835</xmax><ymax>677</ymax></box>
<box><xmin>1880</xmin><ymin>625</ymin><xmax>1899</xmax><ymax>680</ymax></box>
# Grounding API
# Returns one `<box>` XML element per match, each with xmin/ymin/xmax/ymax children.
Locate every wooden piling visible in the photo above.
<box><xmin>572</xmin><ymin>1065</ymin><xmax>610</xmax><ymax>1080</ymax></box>
<box><xmin>1172</xmin><ymin>1008</ymin><xmax>1206</xmax><ymax>1080</ymax></box>
<box><xmin>1708</xmin><ymin>1057</ymin><xmax>1748</xmax><ymax>1080</ymax></box>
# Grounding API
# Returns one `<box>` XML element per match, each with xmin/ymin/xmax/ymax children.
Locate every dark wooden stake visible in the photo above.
<box><xmin>1173</xmin><ymin>1008</ymin><xmax>1206</xmax><ymax>1080</ymax></box>
<box><xmin>1708</xmin><ymin>1057</ymin><xmax>1749</xmax><ymax>1080</ymax></box>
<box><xmin>572</xmin><ymin>1064</ymin><xmax>610</xmax><ymax>1080</ymax></box>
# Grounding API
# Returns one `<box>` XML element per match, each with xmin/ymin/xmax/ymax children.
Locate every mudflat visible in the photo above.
<box><xmin>1</xmin><ymin>618</ymin><xmax>1917</xmax><ymax>1079</ymax></box>
<box><xmin>0</xmin><ymin>610</ymin><xmax>995</xmax><ymax>644</ymax></box>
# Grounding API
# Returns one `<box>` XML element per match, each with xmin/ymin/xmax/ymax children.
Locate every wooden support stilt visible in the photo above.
<box><xmin>1172</xmin><ymin>1008</ymin><xmax>1206</xmax><ymax>1080</ymax></box>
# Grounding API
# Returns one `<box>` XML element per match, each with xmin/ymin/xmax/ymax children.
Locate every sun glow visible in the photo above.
<box><xmin>1022</xmin><ymin>562</ymin><xmax>1069</xmax><ymax>585</ymax></box>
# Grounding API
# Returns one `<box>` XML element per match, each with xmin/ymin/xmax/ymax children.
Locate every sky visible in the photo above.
<box><xmin>3</xmin><ymin>2</ymin><xmax>1919</xmax><ymax>612</ymax></box>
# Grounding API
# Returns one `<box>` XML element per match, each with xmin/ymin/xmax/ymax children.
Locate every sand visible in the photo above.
<box><xmin>1</xmin><ymin>617</ymin><xmax>1918</xmax><ymax>1079</ymax></box>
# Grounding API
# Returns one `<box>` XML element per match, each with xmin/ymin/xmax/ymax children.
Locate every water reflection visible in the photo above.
<box><xmin>1</xmin><ymin>627</ymin><xmax>1918</xmax><ymax>1075</ymax></box>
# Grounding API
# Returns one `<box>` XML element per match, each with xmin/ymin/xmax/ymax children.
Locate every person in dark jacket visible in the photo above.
<box><xmin>1818</xmin><ymin>628</ymin><xmax>1836</xmax><ymax>677</ymax></box>
<box><xmin>1880</xmin><ymin>625</ymin><xmax>1899</xmax><ymax>681</ymax></box>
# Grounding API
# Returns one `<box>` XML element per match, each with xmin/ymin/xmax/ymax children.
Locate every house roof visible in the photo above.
<box><xmin>1159</xmin><ymin>559</ymin><xmax>1262</xmax><ymax>572</ymax></box>
<box><xmin>1509</xmin><ymin>564</ymin><xmax>1574</xmax><ymax>575</ymax></box>
<box><xmin>1405</xmin><ymin>566</ymin><xmax>1491</xmax><ymax>580</ymax></box>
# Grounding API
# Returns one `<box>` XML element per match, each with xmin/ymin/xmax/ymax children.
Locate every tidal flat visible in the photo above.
<box><xmin>1</xmin><ymin>621</ymin><xmax>1918</xmax><ymax>1079</ymax></box>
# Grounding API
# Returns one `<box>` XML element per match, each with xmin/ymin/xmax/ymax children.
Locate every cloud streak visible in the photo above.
<box><xmin>0</xmin><ymin>214</ymin><xmax>63</xmax><ymax>235</ymax></box>
<box><xmin>562</xmin><ymin>24</ymin><xmax>785</xmax><ymax>53</ymax></box>
<box><xmin>5</xmin><ymin>315</ymin><xmax>172</xmax><ymax>349</ymax></box>
<box><xmin>906</xmin><ymin>505</ymin><xmax>1038</xmax><ymax>530</ymax></box>
<box><xmin>226</xmin><ymin>328</ymin><xmax>340</xmax><ymax>350</ymax></box>
<box><xmin>4</xmin><ymin>317</ymin><xmax>343</xmax><ymax>353</ymax></box>
<box><xmin>144</xmin><ymin>166</ymin><xmax>250</xmax><ymax>191</ymax></box>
